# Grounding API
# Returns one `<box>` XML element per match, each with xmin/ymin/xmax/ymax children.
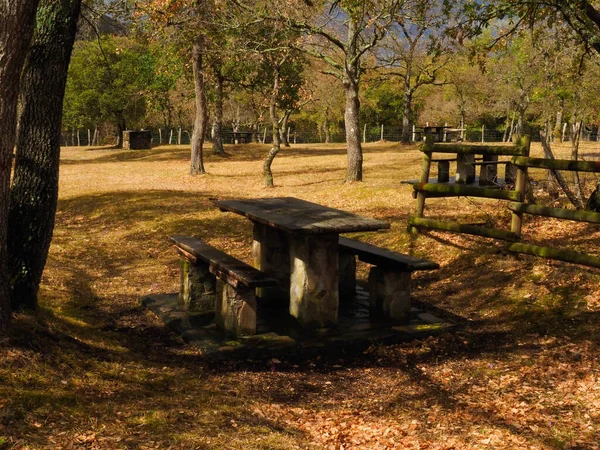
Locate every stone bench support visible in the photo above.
<box><xmin>215</xmin><ymin>280</ymin><xmax>257</xmax><ymax>336</ymax></box>
<box><xmin>170</xmin><ymin>236</ymin><xmax>277</xmax><ymax>338</ymax></box>
<box><xmin>179</xmin><ymin>259</ymin><xmax>216</xmax><ymax>312</ymax></box>
<box><xmin>339</xmin><ymin>250</ymin><xmax>357</xmax><ymax>300</ymax></box>
<box><xmin>368</xmin><ymin>267</ymin><xmax>411</xmax><ymax>322</ymax></box>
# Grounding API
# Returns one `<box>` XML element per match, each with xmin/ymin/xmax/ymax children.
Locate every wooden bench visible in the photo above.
<box><xmin>338</xmin><ymin>237</ymin><xmax>439</xmax><ymax>323</ymax></box>
<box><xmin>169</xmin><ymin>236</ymin><xmax>277</xmax><ymax>337</ymax></box>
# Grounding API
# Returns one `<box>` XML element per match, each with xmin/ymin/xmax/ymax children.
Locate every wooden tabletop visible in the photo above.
<box><xmin>214</xmin><ymin>197</ymin><xmax>390</xmax><ymax>235</ymax></box>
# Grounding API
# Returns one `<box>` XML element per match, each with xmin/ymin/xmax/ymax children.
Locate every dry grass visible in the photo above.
<box><xmin>1</xmin><ymin>141</ymin><xmax>600</xmax><ymax>449</ymax></box>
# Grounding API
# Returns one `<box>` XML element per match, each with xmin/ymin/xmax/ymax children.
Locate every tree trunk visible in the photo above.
<box><xmin>212</xmin><ymin>72</ymin><xmax>225</xmax><ymax>156</ymax></box>
<box><xmin>401</xmin><ymin>78</ymin><xmax>413</xmax><ymax>144</ymax></box>
<box><xmin>571</xmin><ymin>121</ymin><xmax>586</xmax><ymax>206</ymax></box>
<box><xmin>323</xmin><ymin>107</ymin><xmax>330</xmax><ymax>143</ymax></box>
<box><xmin>344</xmin><ymin>77</ymin><xmax>363</xmax><ymax>182</ymax></box>
<box><xmin>116</xmin><ymin>115</ymin><xmax>126</xmax><ymax>149</ymax></box>
<box><xmin>190</xmin><ymin>35</ymin><xmax>207</xmax><ymax>175</ymax></box>
<box><xmin>8</xmin><ymin>0</ymin><xmax>81</xmax><ymax>312</ymax></box>
<box><xmin>0</xmin><ymin>0</ymin><xmax>40</xmax><ymax>331</ymax></box>
<box><xmin>554</xmin><ymin>101</ymin><xmax>564</xmax><ymax>142</ymax></box>
<box><xmin>264</xmin><ymin>65</ymin><xmax>281</xmax><ymax>187</ymax></box>
<box><xmin>280</xmin><ymin>110</ymin><xmax>291</xmax><ymax>147</ymax></box>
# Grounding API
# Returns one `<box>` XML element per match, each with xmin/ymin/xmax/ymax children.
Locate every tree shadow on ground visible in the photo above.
<box><xmin>59</xmin><ymin>143</ymin><xmax>418</xmax><ymax>166</ymax></box>
<box><xmin>7</xmin><ymin>186</ymin><xmax>598</xmax><ymax>447</ymax></box>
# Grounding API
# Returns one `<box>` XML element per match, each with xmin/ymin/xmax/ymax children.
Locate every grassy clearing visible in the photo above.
<box><xmin>1</xmin><ymin>141</ymin><xmax>600</xmax><ymax>449</ymax></box>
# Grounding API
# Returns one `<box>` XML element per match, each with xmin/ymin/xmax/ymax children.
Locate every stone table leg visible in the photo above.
<box><xmin>252</xmin><ymin>223</ymin><xmax>290</xmax><ymax>303</ymax></box>
<box><xmin>289</xmin><ymin>233</ymin><xmax>339</xmax><ymax>328</ymax></box>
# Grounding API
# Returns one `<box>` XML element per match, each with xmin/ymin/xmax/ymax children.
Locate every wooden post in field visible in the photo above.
<box><xmin>169</xmin><ymin>129</ymin><xmax>173</xmax><ymax>145</ymax></box>
<box><xmin>363</xmin><ymin>123</ymin><xmax>367</xmax><ymax>143</ymax></box>
<box><xmin>510</xmin><ymin>134</ymin><xmax>531</xmax><ymax>238</ymax></box>
<box><xmin>380</xmin><ymin>124</ymin><xmax>384</xmax><ymax>141</ymax></box>
<box><xmin>178</xmin><ymin>127</ymin><xmax>182</xmax><ymax>145</ymax></box>
<box><xmin>414</xmin><ymin>135</ymin><xmax>434</xmax><ymax>223</ymax></box>
<box><xmin>412</xmin><ymin>125</ymin><xmax>416</xmax><ymax>142</ymax></box>
<box><xmin>158</xmin><ymin>128</ymin><xmax>162</xmax><ymax>145</ymax></box>
<box><xmin>481</xmin><ymin>124</ymin><xmax>485</xmax><ymax>143</ymax></box>
<box><xmin>263</xmin><ymin>127</ymin><xmax>267</xmax><ymax>143</ymax></box>
<box><xmin>88</xmin><ymin>129</ymin><xmax>91</xmax><ymax>146</ymax></box>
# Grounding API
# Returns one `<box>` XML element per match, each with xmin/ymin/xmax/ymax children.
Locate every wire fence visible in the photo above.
<box><xmin>61</xmin><ymin>124</ymin><xmax>600</xmax><ymax>147</ymax></box>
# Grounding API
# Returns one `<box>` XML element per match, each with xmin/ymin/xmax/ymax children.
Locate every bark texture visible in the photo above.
<box><xmin>190</xmin><ymin>35</ymin><xmax>207</xmax><ymax>175</ymax></box>
<box><xmin>264</xmin><ymin>64</ymin><xmax>281</xmax><ymax>187</ymax></box>
<box><xmin>344</xmin><ymin>77</ymin><xmax>363</xmax><ymax>182</ymax></box>
<box><xmin>9</xmin><ymin>0</ymin><xmax>82</xmax><ymax>311</ymax></box>
<box><xmin>0</xmin><ymin>0</ymin><xmax>40</xmax><ymax>330</ymax></box>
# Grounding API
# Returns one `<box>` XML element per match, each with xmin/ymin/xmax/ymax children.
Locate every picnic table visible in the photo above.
<box><xmin>214</xmin><ymin>197</ymin><xmax>390</xmax><ymax>328</ymax></box>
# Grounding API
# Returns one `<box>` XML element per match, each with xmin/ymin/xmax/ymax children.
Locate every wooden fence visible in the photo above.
<box><xmin>409</xmin><ymin>135</ymin><xmax>600</xmax><ymax>268</ymax></box>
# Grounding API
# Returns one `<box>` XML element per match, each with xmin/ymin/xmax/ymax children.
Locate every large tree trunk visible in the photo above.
<box><xmin>343</xmin><ymin>77</ymin><xmax>363</xmax><ymax>182</ymax></box>
<box><xmin>8</xmin><ymin>0</ymin><xmax>81</xmax><ymax>312</ymax></box>
<box><xmin>401</xmin><ymin>71</ymin><xmax>414</xmax><ymax>144</ymax></box>
<box><xmin>190</xmin><ymin>35</ymin><xmax>207</xmax><ymax>175</ymax></box>
<box><xmin>0</xmin><ymin>0</ymin><xmax>40</xmax><ymax>331</ymax></box>
<box><xmin>211</xmin><ymin>70</ymin><xmax>225</xmax><ymax>156</ymax></box>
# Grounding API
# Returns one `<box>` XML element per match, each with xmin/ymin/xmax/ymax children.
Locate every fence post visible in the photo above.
<box><xmin>412</xmin><ymin>125</ymin><xmax>416</xmax><ymax>142</ymax></box>
<box><xmin>88</xmin><ymin>129</ymin><xmax>91</xmax><ymax>146</ymax></box>
<box><xmin>380</xmin><ymin>124</ymin><xmax>384</xmax><ymax>141</ymax></box>
<box><xmin>481</xmin><ymin>125</ymin><xmax>485</xmax><ymax>143</ymax></box>
<box><xmin>158</xmin><ymin>128</ymin><xmax>162</xmax><ymax>145</ymax></box>
<box><xmin>414</xmin><ymin>135</ymin><xmax>434</xmax><ymax>222</ymax></box>
<box><xmin>510</xmin><ymin>135</ymin><xmax>531</xmax><ymax>238</ymax></box>
<box><xmin>363</xmin><ymin>123</ymin><xmax>367</xmax><ymax>143</ymax></box>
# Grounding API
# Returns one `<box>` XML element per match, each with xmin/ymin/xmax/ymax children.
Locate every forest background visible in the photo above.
<box><xmin>64</xmin><ymin>0</ymin><xmax>600</xmax><ymax>151</ymax></box>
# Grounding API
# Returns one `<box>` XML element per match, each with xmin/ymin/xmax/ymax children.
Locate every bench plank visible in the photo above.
<box><xmin>169</xmin><ymin>236</ymin><xmax>277</xmax><ymax>288</ymax></box>
<box><xmin>338</xmin><ymin>237</ymin><xmax>439</xmax><ymax>271</ymax></box>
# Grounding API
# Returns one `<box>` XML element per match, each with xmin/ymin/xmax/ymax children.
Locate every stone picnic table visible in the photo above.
<box><xmin>213</xmin><ymin>197</ymin><xmax>391</xmax><ymax>328</ymax></box>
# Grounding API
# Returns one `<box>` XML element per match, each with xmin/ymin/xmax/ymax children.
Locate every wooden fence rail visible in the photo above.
<box><xmin>410</xmin><ymin>134</ymin><xmax>600</xmax><ymax>268</ymax></box>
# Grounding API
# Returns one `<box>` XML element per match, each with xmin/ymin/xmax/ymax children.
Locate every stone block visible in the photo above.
<box><xmin>505</xmin><ymin>162</ymin><xmax>517</xmax><ymax>185</ymax></box>
<box><xmin>289</xmin><ymin>234</ymin><xmax>339</xmax><ymax>327</ymax></box>
<box><xmin>437</xmin><ymin>160</ymin><xmax>450</xmax><ymax>183</ymax></box>
<box><xmin>368</xmin><ymin>266</ymin><xmax>411</xmax><ymax>323</ymax></box>
<box><xmin>180</xmin><ymin>259</ymin><xmax>216</xmax><ymax>312</ymax></box>
<box><xmin>123</xmin><ymin>130</ymin><xmax>152</xmax><ymax>150</ymax></box>
<box><xmin>215</xmin><ymin>280</ymin><xmax>257</xmax><ymax>337</ymax></box>
<box><xmin>479</xmin><ymin>154</ymin><xmax>498</xmax><ymax>186</ymax></box>
<box><xmin>252</xmin><ymin>223</ymin><xmax>290</xmax><ymax>303</ymax></box>
<box><xmin>339</xmin><ymin>251</ymin><xmax>356</xmax><ymax>300</ymax></box>
<box><xmin>456</xmin><ymin>154</ymin><xmax>475</xmax><ymax>184</ymax></box>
